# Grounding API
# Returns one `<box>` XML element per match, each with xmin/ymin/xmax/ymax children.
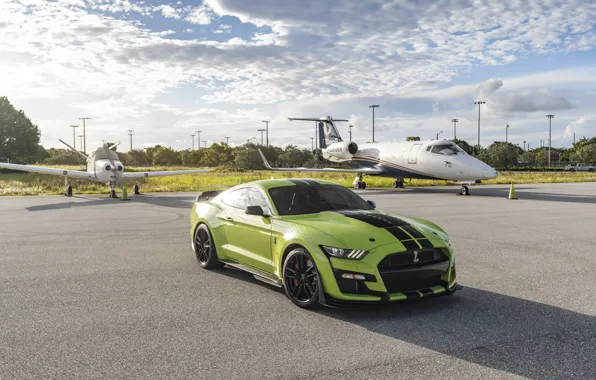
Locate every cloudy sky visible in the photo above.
<box><xmin>1</xmin><ymin>0</ymin><xmax>595</xmax><ymax>152</ymax></box>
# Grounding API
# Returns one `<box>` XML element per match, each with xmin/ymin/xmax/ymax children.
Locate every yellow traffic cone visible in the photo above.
<box><xmin>508</xmin><ymin>183</ymin><xmax>517</xmax><ymax>199</ymax></box>
<box><xmin>120</xmin><ymin>185</ymin><xmax>131</xmax><ymax>201</ymax></box>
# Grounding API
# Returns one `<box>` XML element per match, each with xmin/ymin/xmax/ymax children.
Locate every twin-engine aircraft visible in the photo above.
<box><xmin>0</xmin><ymin>140</ymin><xmax>212</xmax><ymax>198</ymax></box>
<box><xmin>259</xmin><ymin>116</ymin><xmax>498</xmax><ymax>195</ymax></box>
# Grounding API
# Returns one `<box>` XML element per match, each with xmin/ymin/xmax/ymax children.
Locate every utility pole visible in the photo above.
<box><xmin>78</xmin><ymin>135</ymin><xmax>84</xmax><ymax>151</ymax></box>
<box><xmin>546</xmin><ymin>114</ymin><xmax>554</xmax><ymax>167</ymax></box>
<box><xmin>310</xmin><ymin>137</ymin><xmax>314</xmax><ymax>150</ymax></box>
<box><xmin>523</xmin><ymin>140</ymin><xmax>526</xmax><ymax>151</ymax></box>
<box><xmin>203</xmin><ymin>141</ymin><xmax>207</xmax><ymax>149</ymax></box>
<box><xmin>369</xmin><ymin>105</ymin><xmax>379</xmax><ymax>143</ymax></box>
<box><xmin>224</xmin><ymin>136</ymin><xmax>230</xmax><ymax>145</ymax></box>
<box><xmin>127</xmin><ymin>129</ymin><xmax>134</xmax><ymax>151</ymax></box>
<box><xmin>474</xmin><ymin>101</ymin><xmax>485</xmax><ymax>153</ymax></box>
<box><xmin>261</xmin><ymin>120</ymin><xmax>269</xmax><ymax>147</ymax></box>
<box><xmin>506</xmin><ymin>124</ymin><xmax>509</xmax><ymax>143</ymax></box>
<box><xmin>348</xmin><ymin>125</ymin><xmax>353</xmax><ymax>142</ymax></box>
<box><xmin>314</xmin><ymin>121</ymin><xmax>318</xmax><ymax>150</ymax></box>
<box><xmin>69</xmin><ymin>125</ymin><xmax>79</xmax><ymax>150</ymax></box>
<box><xmin>573</xmin><ymin>133</ymin><xmax>575</xmax><ymax>145</ymax></box>
<box><xmin>258</xmin><ymin>129</ymin><xmax>265</xmax><ymax>145</ymax></box>
<box><xmin>196</xmin><ymin>130</ymin><xmax>202</xmax><ymax>150</ymax></box>
<box><xmin>436</xmin><ymin>131</ymin><xmax>443</xmax><ymax>140</ymax></box>
<box><xmin>451</xmin><ymin>119</ymin><xmax>458</xmax><ymax>139</ymax></box>
<box><xmin>191</xmin><ymin>134</ymin><xmax>195</xmax><ymax>150</ymax></box>
<box><xmin>79</xmin><ymin>117</ymin><xmax>91</xmax><ymax>154</ymax></box>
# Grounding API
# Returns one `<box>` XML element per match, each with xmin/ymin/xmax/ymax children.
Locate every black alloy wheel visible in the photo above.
<box><xmin>194</xmin><ymin>224</ymin><xmax>222</xmax><ymax>269</ymax></box>
<box><xmin>283</xmin><ymin>248</ymin><xmax>320</xmax><ymax>308</ymax></box>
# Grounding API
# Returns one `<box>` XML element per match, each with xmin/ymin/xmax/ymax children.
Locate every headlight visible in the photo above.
<box><xmin>320</xmin><ymin>245</ymin><xmax>368</xmax><ymax>260</ymax></box>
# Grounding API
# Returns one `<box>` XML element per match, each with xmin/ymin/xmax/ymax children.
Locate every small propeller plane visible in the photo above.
<box><xmin>0</xmin><ymin>140</ymin><xmax>213</xmax><ymax>198</ymax></box>
<box><xmin>258</xmin><ymin>116</ymin><xmax>498</xmax><ymax>195</ymax></box>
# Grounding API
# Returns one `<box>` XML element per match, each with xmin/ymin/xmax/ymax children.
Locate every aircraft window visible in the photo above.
<box><xmin>426</xmin><ymin>146</ymin><xmax>432</xmax><ymax>151</ymax></box>
<box><xmin>221</xmin><ymin>188</ymin><xmax>246</xmax><ymax>209</ymax></box>
<box><xmin>430</xmin><ymin>144</ymin><xmax>460</xmax><ymax>155</ymax></box>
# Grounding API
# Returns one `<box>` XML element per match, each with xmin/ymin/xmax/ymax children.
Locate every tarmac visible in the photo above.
<box><xmin>1</xmin><ymin>182</ymin><xmax>595</xmax><ymax>379</ymax></box>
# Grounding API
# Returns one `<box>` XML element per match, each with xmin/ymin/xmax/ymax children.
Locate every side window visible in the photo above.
<box><xmin>244</xmin><ymin>188</ymin><xmax>270</xmax><ymax>213</ymax></box>
<box><xmin>221</xmin><ymin>189</ymin><xmax>247</xmax><ymax>209</ymax></box>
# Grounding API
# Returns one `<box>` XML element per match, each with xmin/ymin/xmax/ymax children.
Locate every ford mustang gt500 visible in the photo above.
<box><xmin>190</xmin><ymin>178</ymin><xmax>459</xmax><ymax>308</ymax></box>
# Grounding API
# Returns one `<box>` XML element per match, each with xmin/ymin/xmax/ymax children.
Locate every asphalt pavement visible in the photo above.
<box><xmin>1</xmin><ymin>182</ymin><xmax>595</xmax><ymax>380</ymax></box>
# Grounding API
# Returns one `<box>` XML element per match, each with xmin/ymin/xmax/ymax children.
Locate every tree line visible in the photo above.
<box><xmin>2</xmin><ymin>96</ymin><xmax>595</xmax><ymax>171</ymax></box>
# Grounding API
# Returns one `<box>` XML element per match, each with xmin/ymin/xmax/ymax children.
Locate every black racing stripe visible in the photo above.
<box><xmin>385</xmin><ymin>227</ymin><xmax>411</xmax><ymax>241</ymax></box>
<box><xmin>403</xmin><ymin>290</ymin><xmax>421</xmax><ymax>299</ymax></box>
<box><xmin>419</xmin><ymin>288</ymin><xmax>435</xmax><ymax>297</ymax></box>
<box><xmin>334</xmin><ymin>210</ymin><xmax>409</xmax><ymax>228</ymax></box>
<box><xmin>401</xmin><ymin>240</ymin><xmax>420</xmax><ymax>250</ymax></box>
<box><xmin>287</xmin><ymin>179</ymin><xmax>310</xmax><ymax>186</ymax></box>
<box><xmin>417</xmin><ymin>239</ymin><xmax>434</xmax><ymax>248</ymax></box>
<box><xmin>400</xmin><ymin>225</ymin><xmax>426</xmax><ymax>239</ymax></box>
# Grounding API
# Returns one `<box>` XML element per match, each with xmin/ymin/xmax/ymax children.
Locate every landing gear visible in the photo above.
<box><xmin>393</xmin><ymin>178</ymin><xmax>405</xmax><ymax>188</ymax></box>
<box><xmin>459</xmin><ymin>185</ymin><xmax>470</xmax><ymax>196</ymax></box>
<box><xmin>64</xmin><ymin>177</ymin><xmax>72</xmax><ymax>197</ymax></box>
<box><xmin>133</xmin><ymin>184</ymin><xmax>140</xmax><ymax>195</ymax></box>
<box><xmin>109</xmin><ymin>182</ymin><xmax>118</xmax><ymax>199</ymax></box>
<box><xmin>353</xmin><ymin>173</ymin><xmax>366</xmax><ymax>189</ymax></box>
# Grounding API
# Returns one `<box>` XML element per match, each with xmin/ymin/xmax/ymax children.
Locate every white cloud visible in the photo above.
<box><xmin>564</xmin><ymin>116</ymin><xmax>596</xmax><ymax>139</ymax></box>
<box><xmin>186</xmin><ymin>4</ymin><xmax>213</xmax><ymax>25</ymax></box>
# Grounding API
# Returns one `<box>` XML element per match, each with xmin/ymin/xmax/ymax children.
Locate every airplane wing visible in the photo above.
<box><xmin>122</xmin><ymin>169</ymin><xmax>213</xmax><ymax>179</ymax></box>
<box><xmin>257</xmin><ymin>149</ymin><xmax>384</xmax><ymax>174</ymax></box>
<box><xmin>0</xmin><ymin>162</ymin><xmax>96</xmax><ymax>179</ymax></box>
<box><xmin>288</xmin><ymin>118</ymin><xmax>349</xmax><ymax>122</ymax></box>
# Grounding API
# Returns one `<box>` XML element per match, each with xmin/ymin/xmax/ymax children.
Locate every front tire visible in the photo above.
<box><xmin>193</xmin><ymin>224</ymin><xmax>223</xmax><ymax>269</ymax></box>
<box><xmin>282</xmin><ymin>248</ymin><xmax>321</xmax><ymax>309</ymax></box>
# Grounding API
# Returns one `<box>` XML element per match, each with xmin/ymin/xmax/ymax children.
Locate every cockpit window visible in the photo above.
<box><xmin>430</xmin><ymin>144</ymin><xmax>462</xmax><ymax>155</ymax></box>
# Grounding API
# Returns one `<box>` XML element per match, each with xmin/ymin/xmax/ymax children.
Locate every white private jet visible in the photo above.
<box><xmin>0</xmin><ymin>140</ymin><xmax>213</xmax><ymax>198</ymax></box>
<box><xmin>258</xmin><ymin>116</ymin><xmax>498</xmax><ymax>195</ymax></box>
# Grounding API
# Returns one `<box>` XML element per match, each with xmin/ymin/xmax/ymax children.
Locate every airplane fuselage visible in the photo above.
<box><xmin>322</xmin><ymin>140</ymin><xmax>498</xmax><ymax>182</ymax></box>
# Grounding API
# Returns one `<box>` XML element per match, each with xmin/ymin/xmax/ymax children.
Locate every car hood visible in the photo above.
<box><xmin>280</xmin><ymin>209</ymin><xmax>448</xmax><ymax>250</ymax></box>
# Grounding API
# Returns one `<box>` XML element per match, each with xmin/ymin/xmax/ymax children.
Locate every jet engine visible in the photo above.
<box><xmin>324</xmin><ymin>141</ymin><xmax>359</xmax><ymax>160</ymax></box>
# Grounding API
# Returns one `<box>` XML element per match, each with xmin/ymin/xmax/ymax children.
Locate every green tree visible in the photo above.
<box><xmin>579</xmin><ymin>144</ymin><xmax>596</xmax><ymax>165</ymax></box>
<box><xmin>152</xmin><ymin>146</ymin><xmax>181</xmax><ymax>165</ymax></box>
<box><xmin>452</xmin><ymin>138</ymin><xmax>474</xmax><ymax>154</ymax></box>
<box><xmin>0</xmin><ymin>97</ymin><xmax>43</xmax><ymax>164</ymax></box>
<box><xmin>406</xmin><ymin>136</ymin><xmax>420</xmax><ymax>141</ymax></box>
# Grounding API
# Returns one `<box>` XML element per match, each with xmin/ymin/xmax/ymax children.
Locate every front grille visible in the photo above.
<box><xmin>380</xmin><ymin>273</ymin><xmax>444</xmax><ymax>293</ymax></box>
<box><xmin>378</xmin><ymin>248</ymin><xmax>448</xmax><ymax>270</ymax></box>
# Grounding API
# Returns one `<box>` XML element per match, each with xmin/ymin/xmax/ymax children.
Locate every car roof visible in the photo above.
<box><xmin>241</xmin><ymin>178</ymin><xmax>338</xmax><ymax>190</ymax></box>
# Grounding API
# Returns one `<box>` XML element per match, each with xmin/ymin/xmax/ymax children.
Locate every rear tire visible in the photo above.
<box><xmin>282</xmin><ymin>248</ymin><xmax>321</xmax><ymax>309</ymax></box>
<box><xmin>193</xmin><ymin>224</ymin><xmax>223</xmax><ymax>269</ymax></box>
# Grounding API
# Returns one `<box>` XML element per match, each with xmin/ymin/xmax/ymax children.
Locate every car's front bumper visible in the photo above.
<box><xmin>316</xmin><ymin>242</ymin><xmax>458</xmax><ymax>305</ymax></box>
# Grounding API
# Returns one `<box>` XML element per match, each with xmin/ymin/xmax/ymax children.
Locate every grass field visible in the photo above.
<box><xmin>1</xmin><ymin>165</ymin><xmax>596</xmax><ymax>196</ymax></box>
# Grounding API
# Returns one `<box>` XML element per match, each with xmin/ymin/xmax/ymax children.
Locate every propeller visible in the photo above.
<box><xmin>104</xmin><ymin>146</ymin><xmax>124</xmax><ymax>191</ymax></box>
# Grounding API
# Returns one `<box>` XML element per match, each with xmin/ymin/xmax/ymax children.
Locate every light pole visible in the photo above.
<box><xmin>78</xmin><ymin>135</ymin><xmax>84</xmax><ymax>151</ymax></box>
<box><xmin>79</xmin><ymin>117</ymin><xmax>91</xmax><ymax>154</ymax></box>
<box><xmin>348</xmin><ymin>125</ymin><xmax>353</xmax><ymax>142</ymax></box>
<box><xmin>224</xmin><ymin>137</ymin><xmax>230</xmax><ymax>145</ymax></box>
<box><xmin>451</xmin><ymin>119</ymin><xmax>458</xmax><ymax>139</ymax></box>
<box><xmin>203</xmin><ymin>141</ymin><xmax>207</xmax><ymax>149</ymax></box>
<box><xmin>261</xmin><ymin>120</ymin><xmax>269</xmax><ymax>147</ymax></box>
<box><xmin>506</xmin><ymin>124</ymin><xmax>509</xmax><ymax>143</ymax></box>
<box><xmin>474</xmin><ymin>101</ymin><xmax>485</xmax><ymax>152</ymax></box>
<box><xmin>258</xmin><ymin>129</ymin><xmax>265</xmax><ymax>145</ymax></box>
<box><xmin>546</xmin><ymin>114</ymin><xmax>554</xmax><ymax>167</ymax></box>
<box><xmin>314</xmin><ymin>121</ymin><xmax>318</xmax><ymax>150</ymax></box>
<box><xmin>196</xmin><ymin>130</ymin><xmax>202</xmax><ymax>150</ymax></box>
<box><xmin>128</xmin><ymin>129</ymin><xmax>134</xmax><ymax>151</ymax></box>
<box><xmin>523</xmin><ymin>140</ymin><xmax>526</xmax><ymax>151</ymax></box>
<box><xmin>69</xmin><ymin>125</ymin><xmax>79</xmax><ymax>150</ymax></box>
<box><xmin>369</xmin><ymin>105</ymin><xmax>379</xmax><ymax>143</ymax></box>
<box><xmin>246</xmin><ymin>137</ymin><xmax>255</xmax><ymax>146</ymax></box>
<box><xmin>310</xmin><ymin>137</ymin><xmax>314</xmax><ymax>150</ymax></box>
<box><xmin>436</xmin><ymin>131</ymin><xmax>443</xmax><ymax>140</ymax></box>
<box><xmin>191</xmin><ymin>134</ymin><xmax>195</xmax><ymax>150</ymax></box>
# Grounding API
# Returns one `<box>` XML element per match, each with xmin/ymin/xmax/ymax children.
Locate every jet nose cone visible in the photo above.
<box><xmin>483</xmin><ymin>167</ymin><xmax>498</xmax><ymax>179</ymax></box>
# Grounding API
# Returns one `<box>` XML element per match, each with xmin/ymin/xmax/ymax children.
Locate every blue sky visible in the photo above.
<box><xmin>1</xmin><ymin>0</ymin><xmax>595</xmax><ymax>151</ymax></box>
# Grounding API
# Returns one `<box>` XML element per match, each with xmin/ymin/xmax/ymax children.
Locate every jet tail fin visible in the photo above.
<box><xmin>59</xmin><ymin>139</ymin><xmax>89</xmax><ymax>160</ymax></box>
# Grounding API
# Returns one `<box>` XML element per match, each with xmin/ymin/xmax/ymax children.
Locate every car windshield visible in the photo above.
<box><xmin>430</xmin><ymin>143</ymin><xmax>463</xmax><ymax>155</ymax></box>
<box><xmin>268</xmin><ymin>185</ymin><xmax>373</xmax><ymax>215</ymax></box>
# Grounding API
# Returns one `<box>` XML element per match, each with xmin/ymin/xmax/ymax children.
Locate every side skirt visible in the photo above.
<box><xmin>219</xmin><ymin>260</ymin><xmax>283</xmax><ymax>288</ymax></box>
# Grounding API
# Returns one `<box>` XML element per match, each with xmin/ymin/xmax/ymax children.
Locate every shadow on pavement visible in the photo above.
<box><xmin>363</xmin><ymin>186</ymin><xmax>596</xmax><ymax>204</ymax></box>
<box><xmin>315</xmin><ymin>286</ymin><xmax>596</xmax><ymax>379</ymax></box>
<box><xmin>25</xmin><ymin>194</ymin><xmax>196</xmax><ymax>211</ymax></box>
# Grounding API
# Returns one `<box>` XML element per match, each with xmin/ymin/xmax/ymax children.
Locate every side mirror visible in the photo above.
<box><xmin>245</xmin><ymin>205</ymin><xmax>269</xmax><ymax>217</ymax></box>
<box><xmin>366</xmin><ymin>200</ymin><xmax>376</xmax><ymax>209</ymax></box>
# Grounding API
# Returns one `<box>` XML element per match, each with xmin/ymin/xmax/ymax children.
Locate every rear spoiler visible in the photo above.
<box><xmin>195</xmin><ymin>190</ymin><xmax>222</xmax><ymax>202</ymax></box>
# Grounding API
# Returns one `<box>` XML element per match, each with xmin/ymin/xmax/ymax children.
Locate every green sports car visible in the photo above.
<box><xmin>190</xmin><ymin>178</ymin><xmax>460</xmax><ymax>308</ymax></box>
